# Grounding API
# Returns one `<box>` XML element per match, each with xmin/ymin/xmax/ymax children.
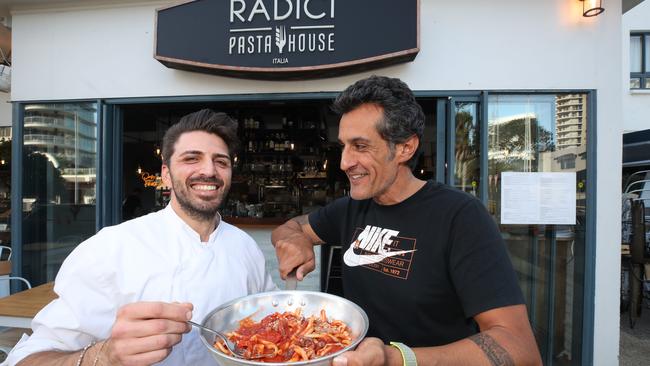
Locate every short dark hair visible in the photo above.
<box><xmin>161</xmin><ymin>109</ymin><xmax>239</xmax><ymax>166</ymax></box>
<box><xmin>332</xmin><ymin>75</ymin><xmax>425</xmax><ymax>169</ymax></box>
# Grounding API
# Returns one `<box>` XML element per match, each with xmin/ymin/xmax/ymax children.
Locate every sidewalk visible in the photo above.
<box><xmin>620</xmin><ymin>299</ymin><xmax>650</xmax><ymax>365</ymax></box>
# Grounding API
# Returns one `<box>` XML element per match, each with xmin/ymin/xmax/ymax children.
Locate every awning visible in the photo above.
<box><xmin>623</xmin><ymin>129</ymin><xmax>650</xmax><ymax>167</ymax></box>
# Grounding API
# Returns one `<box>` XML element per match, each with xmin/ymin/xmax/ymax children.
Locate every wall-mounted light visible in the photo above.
<box><xmin>137</xmin><ymin>166</ymin><xmax>142</xmax><ymax>175</ymax></box>
<box><xmin>580</xmin><ymin>0</ymin><xmax>604</xmax><ymax>17</ymax></box>
<box><xmin>155</xmin><ymin>147</ymin><xmax>161</xmax><ymax>155</ymax></box>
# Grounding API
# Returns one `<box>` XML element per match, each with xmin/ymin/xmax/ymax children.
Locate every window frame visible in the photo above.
<box><xmin>630</xmin><ymin>32</ymin><xmax>650</xmax><ymax>89</ymax></box>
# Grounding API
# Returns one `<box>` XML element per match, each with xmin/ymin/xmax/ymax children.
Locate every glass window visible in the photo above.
<box><xmin>630</xmin><ymin>33</ymin><xmax>650</xmax><ymax>89</ymax></box>
<box><xmin>488</xmin><ymin>94</ymin><xmax>588</xmax><ymax>365</ymax></box>
<box><xmin>21</xmin><ymin>103</ymin><xmax>98</xmax><ymax>286</ymax></box>
<box><xmin>414</xmin><ymin>98</ymin><xmax>437</xmax><ymax>181</ymax></box>
<box><xmin>454</xmin><ymin>102</ymin><xmax>480</xmax><ymax>196</ymax></box>
<box><xmin>630</xmin><ymin>35</ymin><xmax>642</xmax><ymax>73</ymax></box>
<box><xmin>646</xmin><ymin>36</ymin><xmax>650</xmax><ymax>72</ymax></box>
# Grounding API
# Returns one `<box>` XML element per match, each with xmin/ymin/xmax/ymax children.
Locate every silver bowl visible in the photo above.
<box><xmin>199</xmin><ymin>291</ymin><xmax>369</xmax><ymax>366</ymax></box>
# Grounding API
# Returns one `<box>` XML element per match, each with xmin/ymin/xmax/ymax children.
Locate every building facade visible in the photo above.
<box><xmin>3</xmin><ymin>0</ymin><xmax>623</xmax><ymax>364</ymax></box>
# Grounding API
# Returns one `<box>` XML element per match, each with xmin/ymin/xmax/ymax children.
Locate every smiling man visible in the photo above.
<box><xmin>272</xmin><ymin>76</ymin><xmax>542</xmax><ymax>366</ymax></box>
<box><xmin>7</xmin><ymin>109</ymin><xmax>276</xmax><ymax>366</ymax></box>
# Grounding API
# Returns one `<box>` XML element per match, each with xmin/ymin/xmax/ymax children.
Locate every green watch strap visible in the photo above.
<box><xmin>389</xmin><ymin>341</ymin><xmax>417</xmax><ymax>366</ymax></box>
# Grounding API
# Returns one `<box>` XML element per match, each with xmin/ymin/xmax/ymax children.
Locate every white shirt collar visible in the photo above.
<box><xmin>162</xmin><ymin>204</ymin><xmax>224</xmax><ymax>244</ymax></box>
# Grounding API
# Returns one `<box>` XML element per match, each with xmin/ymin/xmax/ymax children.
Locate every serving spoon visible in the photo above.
<box><xmin>188</xmin><ymin>320</ymin><xmax>274</xmax><ymax>359</ymax></box>
<box><xmin>286</xmin><ymin>269</ymin><xmax>298</xmax><ymax>291</ymax></box>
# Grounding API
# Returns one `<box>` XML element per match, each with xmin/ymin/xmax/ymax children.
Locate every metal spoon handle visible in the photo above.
<box><xmin>188</xmin><ymin>320</ymin><xmax>221</xmax><ymax>337</ymax></box>
<box><xmin>285</xmin><ymin>269</ymin><xmax>297</xmax><ymax>290</ymax></box>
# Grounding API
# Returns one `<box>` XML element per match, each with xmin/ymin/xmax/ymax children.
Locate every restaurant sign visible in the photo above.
<box><xmin>154</xmin><ymin>0</ymin><xmax>420</xmax><ymax>79</ymax></box>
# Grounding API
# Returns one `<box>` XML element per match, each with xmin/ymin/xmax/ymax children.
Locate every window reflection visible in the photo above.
<box><xmin>488</xmin><ymin>94</ymin><xmax>588</xmax><ymax>365</ymax></box>
<box><xmin>454</xmin><ymin>102</ymin><xmax>479</xmax><ymax>196</ymax></box>
<box><xmin>21</xmin><ymin>103</ymin><xmax>98</xmax><ymax>286</ymax></box>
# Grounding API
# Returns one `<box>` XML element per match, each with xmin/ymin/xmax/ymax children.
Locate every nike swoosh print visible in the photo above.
<box><xmin>343</xmin><ymin>245</ymin><xmax>416</xmax><ymax>267</ymax></box>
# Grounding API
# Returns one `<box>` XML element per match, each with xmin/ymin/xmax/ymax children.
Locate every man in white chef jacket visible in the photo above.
<box><xmin>5</xmin><ymin>109</ymin><xmax>276</xmax><ymax>366</ymax></box>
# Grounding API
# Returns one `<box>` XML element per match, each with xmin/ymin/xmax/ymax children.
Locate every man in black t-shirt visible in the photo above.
<box><xmin>272</xmin><ymin>76</ymin><xmax>541</xmax><ymax>366</ymax></box>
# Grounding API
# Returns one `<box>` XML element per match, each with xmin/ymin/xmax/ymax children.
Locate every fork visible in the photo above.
<box><xmin>188</xmin><ymin>320</ymin><xmax>274</xmax><ymax>359</ymax></box>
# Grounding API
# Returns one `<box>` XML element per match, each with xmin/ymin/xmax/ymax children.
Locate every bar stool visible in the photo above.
<box><xmin>325</xmin><ymin>245</ymin><xmax>342</xmax><ymax>293</ymax></box>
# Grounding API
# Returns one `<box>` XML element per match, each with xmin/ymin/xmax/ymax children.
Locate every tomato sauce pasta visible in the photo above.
<box><xmin>213</xmin><ymin>308</ymin><xmax>353</xmax><ymax>362</ymax></box>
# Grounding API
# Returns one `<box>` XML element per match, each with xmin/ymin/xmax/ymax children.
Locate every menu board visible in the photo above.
<box><xmin>501</xmin><ymin>172</ymin><xmax>576</xmax><ymax>225</ymax></box>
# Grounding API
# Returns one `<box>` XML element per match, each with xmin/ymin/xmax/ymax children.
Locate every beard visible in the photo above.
<box><xmin>170</xmin><ymin>171</ymin><xmax>230</xmax><ymax>222</ymax></box>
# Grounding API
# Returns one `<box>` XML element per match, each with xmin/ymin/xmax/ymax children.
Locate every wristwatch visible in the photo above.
<box><xmin>389</xmin><ymin>341</ymin><xmax>418</xmax><ymax>366</ymax></box>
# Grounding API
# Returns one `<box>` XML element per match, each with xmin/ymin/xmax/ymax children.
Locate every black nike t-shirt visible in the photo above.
<box><xmin>309</xmin><ymin>180</ymin><xmax>524</xmax><ymax>346</ymax></box>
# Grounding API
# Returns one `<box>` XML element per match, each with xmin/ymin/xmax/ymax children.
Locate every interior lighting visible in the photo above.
<box><xmin>137</xmin><ymin>166</ymin><xmax>142</xmax><ymax>174</ymax></box>
<box><xmin>580</xmin><ymin>0</ymin><xmax>604</xmax><ymax>17</ymax></box>
<box><xmin>155</xmin><ymin>147</ymin><xmax>161</xmax><ymax>155</ymax></box>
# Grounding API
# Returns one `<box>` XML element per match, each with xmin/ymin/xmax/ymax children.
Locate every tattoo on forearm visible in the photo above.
<box><xmin>469</xmin><ymin>333</ymin><xmax>514</xmax><ymax>366</ymax></box>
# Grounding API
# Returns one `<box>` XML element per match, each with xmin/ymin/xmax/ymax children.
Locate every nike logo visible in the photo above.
<box><xmin>343</xmin><ymin>244</ymin><xmax>416</xmax><ymax>267</ymax></box>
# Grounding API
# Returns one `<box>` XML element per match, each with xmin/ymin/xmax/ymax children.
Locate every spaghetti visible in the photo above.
<box><xmin>213</xmin><ymin>308</ymin><xmax>352</xmax><ymax>362</ymax></box>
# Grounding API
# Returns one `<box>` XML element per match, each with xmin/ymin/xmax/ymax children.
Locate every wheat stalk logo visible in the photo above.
<box><xmin>275</xmin><ymin>26</ymin><xmax>287</xmax><ymax>54</ymax></box>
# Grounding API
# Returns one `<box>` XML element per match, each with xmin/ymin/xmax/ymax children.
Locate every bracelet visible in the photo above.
<box><xmin>389</xmin><ymin>342</ymin><xmax>418</xmax><ymax>366</ymax></box>
<box><xmin>75</xmin><ymin>341</ymin><xmax>96</xmax><ymax>366</ymax></box>
<box><xmin>92</xmin><ymin>340</ymin><xmax>109</xmax><ymax>366</ymax></box>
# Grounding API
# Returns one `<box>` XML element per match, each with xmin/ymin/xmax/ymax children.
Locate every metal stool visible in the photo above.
<box><xmin>324</xmin><ymin>245</ymin><xmax>342</xmax><ymax>293</ymax></box>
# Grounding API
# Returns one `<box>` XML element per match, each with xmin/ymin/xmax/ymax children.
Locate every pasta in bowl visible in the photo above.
<box><xmin>199</xmin><ymin>291</ymin><xmax>369</xmax><ymax>366</ymax></box>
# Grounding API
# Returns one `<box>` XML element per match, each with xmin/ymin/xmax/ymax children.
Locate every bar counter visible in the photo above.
<box><xmin>224</xmin><ymin>217</ymin><xmax>287</xmax><ymax>227</ymax></box>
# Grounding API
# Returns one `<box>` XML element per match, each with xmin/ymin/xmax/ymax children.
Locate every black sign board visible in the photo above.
<box><xmin>155</xmin><ymin>0</ymin><xmax>419</xmax><ymax>79</ymax></box>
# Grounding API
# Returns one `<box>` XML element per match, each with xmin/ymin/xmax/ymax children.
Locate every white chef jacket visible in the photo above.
<box><xmin>4</xmin><ymin>205</ymin><xmax>277</xmax><ymax>366</ymax></box>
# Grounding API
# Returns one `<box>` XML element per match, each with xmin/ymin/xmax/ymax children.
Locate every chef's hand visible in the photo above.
<box><xmin>332</xmin><ymin>338</ymin><xmax>400</xmax><ymax>366</ymax></box>
<box><xmin>103</xmin><ymin>301</ymin><xmax>192</xmax><ymax>366</ymax></box>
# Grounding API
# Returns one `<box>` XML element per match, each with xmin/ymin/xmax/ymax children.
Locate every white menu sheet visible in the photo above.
<box><xmin>500</xmin><ymin>172</ymin><xmax>576</xmax><ymax>225</ymax></box>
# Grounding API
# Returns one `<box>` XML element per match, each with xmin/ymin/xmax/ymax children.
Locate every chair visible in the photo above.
<box><xmin>324</xmin><ymin>245</ymin><xmax>343</xmax><ymax>294</ymax></box>
<box><xmin>0</xmin><ymin>276</ymin><xmax>33</xmax><ymax>358</ymax></box>
<box><xmin>0</xmin><ymin>245</ymin><xmax>10</xmax><ymax>261</ymax></box>
<box><xmin>0</xmin><ymin>276</ymin><xmax>31</xmax><ymax>290</ymax></box>
<box><xmin>1</xmin><ymin>246</ymin><xmax>31</xmax><ymax>296</ymax></box>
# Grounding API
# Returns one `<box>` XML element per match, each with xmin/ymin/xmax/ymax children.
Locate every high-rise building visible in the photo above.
<box><xmin>555</xmin><ymin>94</ymin><xmax>588</xmax><ymax>149</ymax></box>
